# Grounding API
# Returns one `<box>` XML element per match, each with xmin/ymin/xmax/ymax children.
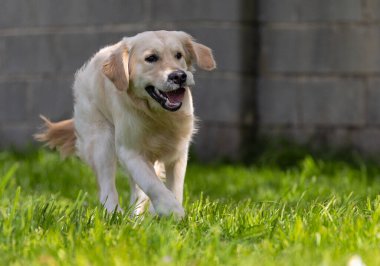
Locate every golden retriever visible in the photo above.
<box><xmin>35</xmin><ymin>30</ymin><xmax>216</xmax><ymax>218</ymax></box>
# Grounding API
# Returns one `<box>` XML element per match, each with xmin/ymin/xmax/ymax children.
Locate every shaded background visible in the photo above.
<box><xmin>0</xmin><ymin>0</ymin><xmax>379</xmax><ymax>160</ymax></box>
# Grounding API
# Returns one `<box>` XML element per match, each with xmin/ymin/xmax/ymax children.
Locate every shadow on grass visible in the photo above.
<box><xmin>191</xmin><ymin>136</ymin><xmax>380</xmax><ymax>168</ymax></box>
<box><xmin>0</xmin><ymin>146</ymin><xmax>132</xmax><ymax>203</ymax></box>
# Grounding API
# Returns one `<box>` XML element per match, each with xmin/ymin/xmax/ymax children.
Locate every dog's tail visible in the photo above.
<box><xmin>34</xmin><ymin>115</ymin><xmax>76</xmax><ymax>157</ymax></box>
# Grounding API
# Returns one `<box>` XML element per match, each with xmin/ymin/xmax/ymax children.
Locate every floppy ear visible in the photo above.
<box><xmin>180</xmin><ymin>32</ymin><xmax>216</xmax><ymax>71</ymax></box>
<box><xmin>102</xmin><ymin>44</ymin><xmax>129</xmax><ymax>91</ymax></box>
<box><xmin>188</xmin><ymin>41</ymin><xmax>216</xmax><ymax>71</ymax></box>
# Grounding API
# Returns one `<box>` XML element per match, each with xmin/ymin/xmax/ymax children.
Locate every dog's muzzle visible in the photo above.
<box><xmin>145</xmin><ymin>86</ymin><xmax>186</xmax><ymax>112</ymax></box>
<box><xmin>145</xmin><ymin>70</ymin><xmax>187</xmax><ymax>112</ymax></box>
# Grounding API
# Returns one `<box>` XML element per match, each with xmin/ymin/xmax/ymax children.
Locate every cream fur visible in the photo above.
<box><xmin>37</xmin><ymin>30</ymin><xmax>216</xmax><ymax>218</ymax></box>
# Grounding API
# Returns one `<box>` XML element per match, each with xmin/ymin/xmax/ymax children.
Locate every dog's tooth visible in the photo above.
<box><xmin>154</xmin><ymin>88</ymin><xmax>160</xmax><ymax>95</ymax></box>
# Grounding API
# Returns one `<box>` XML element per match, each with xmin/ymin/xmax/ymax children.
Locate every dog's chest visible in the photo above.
<box><xmin>138</xmin><ymin>116</ymin><xmax>193</xmax><ymax>162</ymax></box>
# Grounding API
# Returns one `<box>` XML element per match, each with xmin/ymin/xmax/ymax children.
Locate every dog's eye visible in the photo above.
<box><xmin>175</xmin><ymin>52</ymin><xmax>182</xmax><ymax>60</ymax></box>
<box><xmin>145</xmin><ymin>54</ymin><xmax>159</xmax><ymax>63</ymax></box>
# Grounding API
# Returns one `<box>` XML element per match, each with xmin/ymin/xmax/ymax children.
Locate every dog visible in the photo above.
<box><xmin>35</xmin><ymin>30</ymin><xmax>216</xmax><ymax>218</ymax></box>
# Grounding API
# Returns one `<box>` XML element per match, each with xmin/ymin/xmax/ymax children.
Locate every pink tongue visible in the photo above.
<box><xmin>166</xmin><ymin>88</ymin><xmax>185</xmax><ymax>103</ymax></box>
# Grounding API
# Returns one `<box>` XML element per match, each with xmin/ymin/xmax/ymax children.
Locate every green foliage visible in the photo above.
<box><xmin>1</xmin><ymin>148</ymin><xmax>380</xmax><ymax>265</ymax></box>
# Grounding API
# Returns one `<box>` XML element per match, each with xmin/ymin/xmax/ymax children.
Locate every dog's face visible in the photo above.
<box><xmin>102</xmin><ymin>31</ymin><xmax>216</xmax><ymax>112</ymax></box>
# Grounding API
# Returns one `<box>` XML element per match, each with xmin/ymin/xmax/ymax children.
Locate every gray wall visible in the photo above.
<box><xmin>1</xmin><ymin>0</ymin><xmax>380</xmax><ymax>159</ymax></box>
<box><xmin>258</xmin><ymin>0</ymin><xmax>380</xmax><ymax>154</ymax></box>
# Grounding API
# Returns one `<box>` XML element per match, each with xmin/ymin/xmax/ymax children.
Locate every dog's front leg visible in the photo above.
<box><xmin>117</xmin><ymin>147</ymin><xmax>185</xmax><ymax>218</ymax></box>
<box><xmin>165</xmin><ymin>152</ymin><xmax>188</xmax><ymax>205</ymax></box>
<box><xmin>77</xmin><ymin>123</ymin><xmax>120</xmax><ymax>213</ymax></box>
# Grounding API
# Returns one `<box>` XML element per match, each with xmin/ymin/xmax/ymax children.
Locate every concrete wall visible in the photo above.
<box><xmin>257</xmin><ymin>0</ymin><xmax>380</xmax><ymax>153</ymax></box>
<box><xmin>1</xmin><ymin>0</ymin><xmax>380</xmax><ymax>159</ymax></box>
<box><xmin>0</xmin><ymin>0</ymin><xmax>256</xmax><ymax>160</ymax></box>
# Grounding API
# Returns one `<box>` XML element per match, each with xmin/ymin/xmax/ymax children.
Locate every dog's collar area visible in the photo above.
<box><xmin>145</xmin><ymin>85</ymin><xmax>185</xmax><ymax>112</ymax></box>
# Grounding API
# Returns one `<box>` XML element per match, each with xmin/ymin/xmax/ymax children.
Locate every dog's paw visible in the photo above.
<box><xmin>152</xmin><ymin>196</ymin><xmax>185</xmax><ymax>219</ymax></box>
<box><xmin>148</xmin><ymin>203</ymin><xmax>156</xmax><ymax>215</ymax></box>
<box><xmin>129</xmin><ymin>199</ymin><xmax>150</xmax><ymax>217</ymax></box>
<box><xmin>102</xmin><ymin>198</ymin><xmax>123</xmax><ymax>214</ymax></box>
<box><xmin>105</xmin><ymin>203</ymin><xmax>123</xmax><ymax>214</ymax></box>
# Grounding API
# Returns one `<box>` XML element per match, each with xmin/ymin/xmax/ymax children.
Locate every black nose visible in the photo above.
<box><xmin>168</xmin><ymin>70</ymin><xmax>187</xmax><ymax>85</ymax></box>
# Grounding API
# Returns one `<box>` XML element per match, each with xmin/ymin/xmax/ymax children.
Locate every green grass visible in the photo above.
<box><xmin>1</xmin><ymin>147</ymin><xmax>380</xmax><ymax>265</ymax></box>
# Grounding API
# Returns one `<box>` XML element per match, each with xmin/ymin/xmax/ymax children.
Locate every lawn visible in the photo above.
<box><xmin>1</xmin><ymin>146</ymin><xmax>380</xmax><ymax>265</ymax></box>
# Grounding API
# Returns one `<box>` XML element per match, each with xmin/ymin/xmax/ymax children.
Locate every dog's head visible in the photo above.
<box><xmin>102</xmin><ymin>31</ymin><xmax>216</xmax><ymax>112</ymax></box>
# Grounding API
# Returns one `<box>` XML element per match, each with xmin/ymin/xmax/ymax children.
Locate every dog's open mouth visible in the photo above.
<box><xmin>145</xmin><ymin>86</ymin><xmax>186</xmax><ymax>112</ymax></box>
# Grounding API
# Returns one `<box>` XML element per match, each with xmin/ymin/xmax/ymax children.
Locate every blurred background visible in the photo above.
<box><xmin>0</xmin><ymin>0</ymin><xmax>379</xmax><ymax>161</ymax></box>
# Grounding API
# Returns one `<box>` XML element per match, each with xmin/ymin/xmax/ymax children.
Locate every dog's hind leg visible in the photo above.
<box><xmin>128</xmin><ymin>177</ymin><xmax>150</xmax><ymax>216</ymax></box>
